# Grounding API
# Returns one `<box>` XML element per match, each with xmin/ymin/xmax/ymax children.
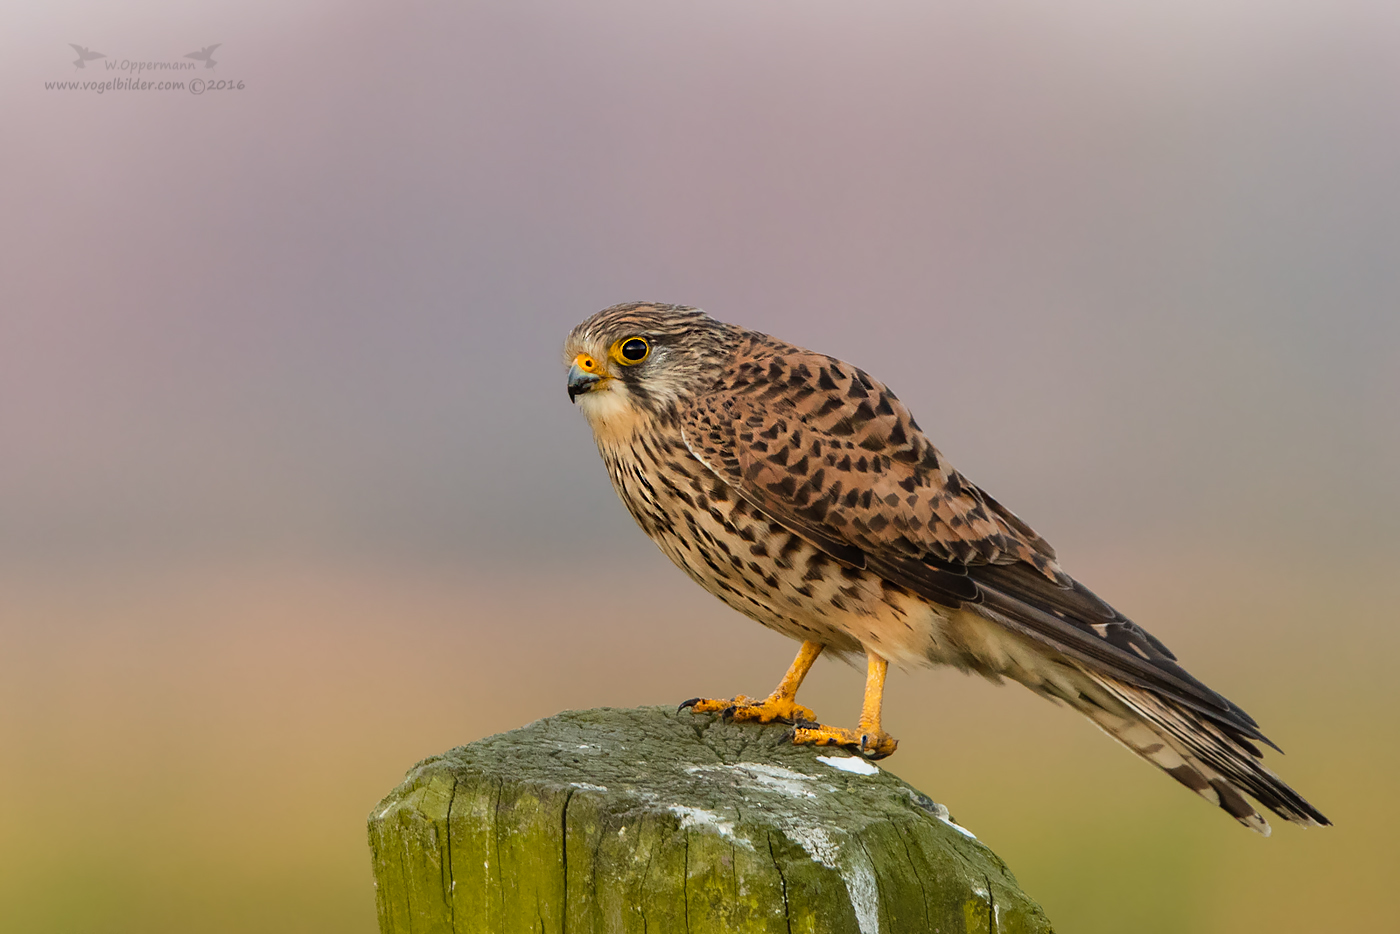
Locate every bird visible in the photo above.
<box><xmin>69</xmin><ymin>44</ymin><xmax>105</xmax><ymax>69</ymax></box>
<box><xmin>563</xmin><ymin>301</ymin><xmax>1331</xmax><ymax>834</ymax></box>
<box><xmin>185</xmin><ymin>44</ymin><xmax>221</xmax><ymax>68</ymax></box>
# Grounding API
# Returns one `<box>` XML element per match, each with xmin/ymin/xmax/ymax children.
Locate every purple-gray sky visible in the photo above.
<box><xmin>4</xmin><ymin>0</ymin><xmax>1398</xmax><ymax>569</ymax></box>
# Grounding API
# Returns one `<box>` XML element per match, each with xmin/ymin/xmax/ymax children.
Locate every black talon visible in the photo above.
<box><xmin>855</xmin><ymin>733</ymin><xmax>895</xmax><ymax>760</ymax></box>
<box><xmin>720</xmin><ymin>705</ymin><xmax>739</xmax><ymax>721</ymax></box>
<box><xmin>678</xmin><ymin>698</ymin><xmax>701</xmax><ymax>712</ymax></box>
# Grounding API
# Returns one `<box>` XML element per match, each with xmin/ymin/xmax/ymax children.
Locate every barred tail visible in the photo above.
<box><xmin>1074</xmin><ymin>673</ymin><xmax>1330</xmax><ymax>834</ymax></box>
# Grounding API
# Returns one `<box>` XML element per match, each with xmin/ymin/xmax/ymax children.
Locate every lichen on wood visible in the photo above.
<box><xmin>368</xmin><ymin>705</ymin><xmax>1053</xmax><ymax>933</ymax></box>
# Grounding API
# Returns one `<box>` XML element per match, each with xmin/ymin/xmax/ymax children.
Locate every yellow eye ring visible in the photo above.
<box><xmin>610</xmin><ymin>336</ymin><xmax>650</xmax><ymax>365</ymax></box>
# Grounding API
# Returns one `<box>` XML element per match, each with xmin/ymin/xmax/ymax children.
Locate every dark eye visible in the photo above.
<box><xmin>619</xmin><ymin>337</ymin><xmax>650</xmax><ymax>362</ymax></box>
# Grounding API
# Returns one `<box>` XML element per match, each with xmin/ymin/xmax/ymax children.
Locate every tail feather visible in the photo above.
<box><xmin>1076</xmin><ymin>672</ymin><xmax>1330</xmax><ymax>833</ymax></box>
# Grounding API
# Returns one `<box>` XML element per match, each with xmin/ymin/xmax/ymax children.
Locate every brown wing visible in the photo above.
<box><xmin>680</xmin><ymin>334</ymin><xmax>1271</xmax><ymax>745</ymax></box>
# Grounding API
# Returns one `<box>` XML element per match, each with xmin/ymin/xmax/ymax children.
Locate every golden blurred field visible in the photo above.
<box><xmin>3</xmin><ymin>543</ymin><xmax>1393</xmax><ymax>933</ymax></box>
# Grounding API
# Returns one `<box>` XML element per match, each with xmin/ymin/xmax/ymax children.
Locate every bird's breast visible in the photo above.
<box><xmin>593</xmin><ymin>427</ymin><xmax>961</xmax><ymax>666</ymax></box>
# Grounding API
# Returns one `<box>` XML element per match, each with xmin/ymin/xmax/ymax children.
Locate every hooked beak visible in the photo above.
<box><xmin>567</xmin><ymin>353</ymin><xmax>607</xmax><ymax>403</ymax></box>
<box><xmin>567</xmin><ymin>363</ymin><xmax>600</xmax><ymax>403</ymax></box>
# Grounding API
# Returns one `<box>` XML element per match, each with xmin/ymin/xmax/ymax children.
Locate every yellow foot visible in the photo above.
<box><xmin>792</xmin><ymin>723</ymin><xmax>898</xmax><ymax>760</ymax></box>
<box><xmin>679</xmin><ymin>694</ymin><xmax>817</xmax><ymax>725</ymax></box>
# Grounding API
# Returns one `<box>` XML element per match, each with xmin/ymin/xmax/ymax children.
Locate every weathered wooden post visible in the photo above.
<box><xmin>368</xmin><ymin>706</ymin><xmax>1052</xmax><ymax>933</ymax></box>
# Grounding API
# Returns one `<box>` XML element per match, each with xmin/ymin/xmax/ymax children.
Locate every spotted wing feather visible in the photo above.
<box><xmin>682</xmin><ymin>335</ymin><xmax>1255</xmax><ymax>723</ymax></box>
<box><xmin>680</xmin><ymin>333</ymin><xmax>1331</xmax><ymax>830</ymax></box>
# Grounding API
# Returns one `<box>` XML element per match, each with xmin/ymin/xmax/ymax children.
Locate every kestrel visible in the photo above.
<box><xmin>564</xmin><ymin>302</ymin><xmax>1329</xmax><ymax>834</ymax></box>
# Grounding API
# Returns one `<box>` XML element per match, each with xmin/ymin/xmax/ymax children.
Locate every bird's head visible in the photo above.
<box><xmin>563</xmin><ymin>302</ymin><xmax>733</xmax><ymax>436</ymax></box>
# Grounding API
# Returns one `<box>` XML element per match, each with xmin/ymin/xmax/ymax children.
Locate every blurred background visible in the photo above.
<box><xmin>3</xmin><ymin>1</ymin><xmax>1398</xmax><ymax>931</ymax></box>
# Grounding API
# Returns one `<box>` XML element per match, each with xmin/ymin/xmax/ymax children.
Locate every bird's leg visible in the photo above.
<box><xmin>680</xmin><ymin>640</ymin><xmax>822</xmax><ymax>724</ymax></box>
<box><xmin>791</xmin><ymin>652</ymin><xmax>898</xmax><ymax>759</ymax></box>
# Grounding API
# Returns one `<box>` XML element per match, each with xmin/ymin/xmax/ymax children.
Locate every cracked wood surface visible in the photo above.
<box><xmin>367</xmin><ymin>706</ymin><xmax>1053</xmax><ymax>933</ymax></box>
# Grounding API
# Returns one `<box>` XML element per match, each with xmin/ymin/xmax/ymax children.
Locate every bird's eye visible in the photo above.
<box><xmin>614</xmin><ymin>337</ymin><xmax>650</xmax><ymax>364</ymax></box>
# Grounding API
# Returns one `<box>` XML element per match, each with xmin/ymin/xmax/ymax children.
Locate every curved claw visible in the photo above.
<box><xmin>792</xmin><ymin>724</ymin><xmax>898</xmax><ymax>760</ymax></box>
<box><xmin>859</xmin><ymin>733</ymin><xmax>898</xmax><ymax>760</ymax></box>
<box><xmin>678</xmin><ymin>696</ymin><xmax>738</xmax><ymax>715</ymax></box>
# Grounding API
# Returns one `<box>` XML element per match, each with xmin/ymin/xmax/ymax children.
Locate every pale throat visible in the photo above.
<box><xmin>577</xmin><ymin>385</ymin><xmax>652</xmax><ymax>448</ymax></box>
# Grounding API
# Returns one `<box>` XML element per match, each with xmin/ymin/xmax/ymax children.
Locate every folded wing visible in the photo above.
<box><xmin>680</xmin><ymin>335</ymin><xmax>1328</xmax><ymax>829</ymax></box>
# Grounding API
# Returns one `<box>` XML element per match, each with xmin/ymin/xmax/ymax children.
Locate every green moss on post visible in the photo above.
<box><xmin>368</xmin><ymin>706</ymin><xmax>1053</xmax><ymax>933</ymax></box>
